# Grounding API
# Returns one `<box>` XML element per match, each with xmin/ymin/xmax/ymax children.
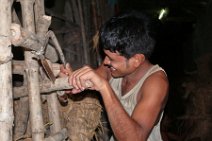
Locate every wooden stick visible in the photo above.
<box><xmin>12</xmin><ymin>60</ymin><xmax>61</xmax><ymax>76</ymax></box>
<box><xmin>46</xmin><ymin>60</ymin><xmax>62</xmax><ymax>134</ymax></box>
<box><xmin>0</xmin><ymin>0</ymin><xmax>14</xmax><ymax>140</ymax></box>
<box><xmin>34</xmin><ymin>0</ymin><xmax>45</xmax><ymax>30</ymax></box>
<box><xmin>20</xmin><ymin>0</ymin><xmax>45</xmax><ymax>140</ymax></box>
<box><xmin>13</xmin><ymin>97</ymin><xmax>29</xmax><ymax>139</ymax></box>
<box><xmin>13</xmin><ymin>77</ymin><xmax>72</xmax><ymax>99</ymax></box>
<box><xmin>46</xmin><ymin>31</ymin><xmax>66</xmax><ymax>65</ymax></box>
<box><xmin>11</xmin><ymin>23</ymin><xmax>59</xmax><ymax>62</ymax></box>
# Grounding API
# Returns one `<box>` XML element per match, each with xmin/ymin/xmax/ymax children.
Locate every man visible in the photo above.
<box><xmin>63</xmin><ymin>11</ymin><xmax>169</xmax><ymax>141</ymax></box>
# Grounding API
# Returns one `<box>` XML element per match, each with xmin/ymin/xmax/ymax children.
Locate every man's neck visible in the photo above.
<box><xmin>124</xmin><ymin>61</ymin><xmax>153</xmax><ymax>82</ymax></box>
<box><xmin>121</xmin><ymin>61</ymin><xmax>153</xmax><ymax>95</ymax></box>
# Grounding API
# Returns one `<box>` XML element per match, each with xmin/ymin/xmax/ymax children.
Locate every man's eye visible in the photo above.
<box><xmin>108</xmin><ymin>57</ymin><xmax>112</xmax><ymax>61</ymax></box>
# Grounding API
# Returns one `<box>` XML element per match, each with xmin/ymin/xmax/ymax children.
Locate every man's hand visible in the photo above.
<box><xmin>59</xmin><ymin>63</ymin><xmax>73</xmax><ymax>77</ymax></box>
<box><xmin>59</xmin><ymin>63</ymin><xmax>73</xmax><ymax>94</ymax></box>
<box><xmin>68</xmin><ymin>65</ymin><xmax>107</xmax><ymax>94</ymax></box>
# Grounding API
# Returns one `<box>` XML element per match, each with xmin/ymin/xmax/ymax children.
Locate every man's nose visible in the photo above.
<box><xmin>103</xmin><ymin>57</ymin><xmax>110</xmax><ymax>65</ymax></box>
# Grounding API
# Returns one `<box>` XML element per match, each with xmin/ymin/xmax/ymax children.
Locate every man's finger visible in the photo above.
<box><xmin>66</xmin><ymin>63</ymin><xmax>73</xmax><ymax>75</ymax></box>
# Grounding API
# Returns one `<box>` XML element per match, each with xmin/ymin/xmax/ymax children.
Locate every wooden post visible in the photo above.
<box><xmin>34</xmin><ymin>0</ymin><xmax>45</xmax><ymax>26</ymax></box>
<box><xmin>46</xmin><ymin>61</ymin><xmax>62</xmax><ymax>134</ymax></box>
<box><xmin>47</xmin><ymin>92</ymin><xmax>62</xmax><ymax>133</ymax></box>
<box><xmin>34</xmin><ymin>0</ymin><xmax>63</xmax><ymax>134</ymax></box>
<box><xmin>0</xmin><ymin>0</ymin><xmax>14</xmax><ymax>140</ymax></box>
<box><xmin>19</xmin><ymin>0</ymin><xmax>45</xmax><ymax>140</ymax></box>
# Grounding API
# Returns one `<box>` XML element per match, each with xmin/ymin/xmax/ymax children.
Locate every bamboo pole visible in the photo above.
<box><xmin>19</xmin><ymin>0</ymin><xmax>45</xmax><ymax>141</ymax></box>
<box><xmin>0</xmin><ymin>0</ymin><xmax>14</xmax><ymax>140</ymax></box>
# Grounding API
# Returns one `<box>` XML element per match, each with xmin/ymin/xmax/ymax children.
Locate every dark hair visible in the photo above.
<box><xmin>99</xmin><ymin>11</ymin><xmax>155</xmax><ymax>59</ymax></box>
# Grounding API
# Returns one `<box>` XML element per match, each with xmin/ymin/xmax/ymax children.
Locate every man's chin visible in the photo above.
<box><xmin>111</xmin><ymin>73</ymin><xmax>121</xmax><ymax>78</ymax></box>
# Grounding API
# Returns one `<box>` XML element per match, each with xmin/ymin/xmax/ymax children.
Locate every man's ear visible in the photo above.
<box><xmin>132</xmin><ymin>54</ymin><xmax>145</xmax><ymax>67</ymax></box>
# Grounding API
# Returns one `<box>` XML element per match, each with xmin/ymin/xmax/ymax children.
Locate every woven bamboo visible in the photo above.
<box><xmin>60</xmin><ymin>91</ymin><xmax>102</xmax><ymax>141</ymax></box>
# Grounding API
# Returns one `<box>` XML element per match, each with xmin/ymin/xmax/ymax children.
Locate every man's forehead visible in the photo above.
<box><xmin>104</xmin><ymin>49</ymin><xmax>121</xmax><ymax>56</ymax></box>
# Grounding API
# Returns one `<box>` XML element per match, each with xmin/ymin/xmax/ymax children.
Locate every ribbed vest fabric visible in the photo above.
<box><xmin>109</xmin><ymin>64</ymin><xmax>165</xmax><ymax>141</ymax></box>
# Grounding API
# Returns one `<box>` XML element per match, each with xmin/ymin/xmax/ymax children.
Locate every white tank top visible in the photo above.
<box><xmin>109</xmin><ymin>64</ymin><xmax>165</xmax><ymax>141</ymax></box>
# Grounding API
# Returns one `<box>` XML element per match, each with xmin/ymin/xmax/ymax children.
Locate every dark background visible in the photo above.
<box><xmin>34</xmin><ymin>0</ymin><xmax>212</xmax><ymax>140</ymax></box>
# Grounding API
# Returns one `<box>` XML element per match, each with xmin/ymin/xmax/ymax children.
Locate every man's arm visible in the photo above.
<box><xmin>68</xmin><ymin>66</ymin><xmax>168</xmax><ymax>141</ymax></box>
<box><xmin>99</xmin><ymin>71</ymin><xmax>169</xmax><ymax>141</ymax></box>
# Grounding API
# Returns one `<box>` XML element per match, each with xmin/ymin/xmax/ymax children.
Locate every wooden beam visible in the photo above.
<box><xmin>13</xmin><ymin>77</ymin><xmax>73</xmax><ymax>99</ymax></box>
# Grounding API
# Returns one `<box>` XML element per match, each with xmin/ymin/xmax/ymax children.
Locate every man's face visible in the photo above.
<box><xmin>103</xmin><ymin>50</ymin><xmax>135</xmax><ymax>78</ymax></box>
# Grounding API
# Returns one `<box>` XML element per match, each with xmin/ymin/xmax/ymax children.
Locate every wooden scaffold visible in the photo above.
<box><xmin>0</xmin><ymin>0</ymin><xmax>74</xmax><ymax>140</ymax></box>
<box><xmin>0</xmin><ymin>0</ymin><xmax>110</xmax><ymax>140</ymax></box>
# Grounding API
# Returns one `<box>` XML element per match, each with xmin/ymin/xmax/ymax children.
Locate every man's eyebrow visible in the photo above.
<box><xmin>105</xmin><ymin>51</ymin><xmax>114</xmax><ymax>60</ymax></box>
<box><xmin>106</xmin><ymin>54</ymin><xmax>113</xmax><ymax>60</ymax></box>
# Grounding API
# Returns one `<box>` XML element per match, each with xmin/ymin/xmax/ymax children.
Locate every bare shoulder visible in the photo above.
<box><xmin>149</xmin><ymin>70</ymin><xmax>168</xmax><ymax>86</ymax></box>
<box><xmin>131</xmin><ymin>70</ymin><xmax>169</xmax><ymax>133</ymax></box>
<box><xmin>145</xmin><ymin>70</ymin><xmax>169</xmax><ymax>90</ymax></box>
<box><xmin>138</xmin><ymin>70</ymin><xmax>169</xmax><ymax>106</ymax></box>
